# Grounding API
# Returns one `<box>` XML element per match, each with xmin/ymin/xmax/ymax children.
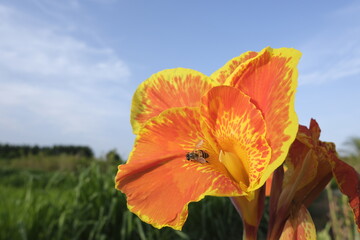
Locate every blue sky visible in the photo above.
<box><xmin>1</xmin><ymin>0</ymin><xmax>359</xmax><ymax>157</ymax></box>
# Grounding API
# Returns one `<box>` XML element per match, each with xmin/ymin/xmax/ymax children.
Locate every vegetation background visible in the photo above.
<box><xmin>0</xmin><ymin>140</ymin><xmax>359</xmax><ymax>240</ymax></box>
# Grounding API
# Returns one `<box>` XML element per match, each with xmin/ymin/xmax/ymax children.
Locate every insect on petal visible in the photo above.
<box><xmin>116</xmin><ymin>107</ymin><xmax>243</xmax><ymax>230</ymax></box>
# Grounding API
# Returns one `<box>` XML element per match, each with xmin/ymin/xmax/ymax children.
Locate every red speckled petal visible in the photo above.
<box><xmin>328</xmin><ymin>148</ymin><xmax>360</xmax><ymax>231</ymax></box>
<box><xmin>279</xmin><ymin>205</ymin><xmax>316</xmax><ymax>240</ymax></box>
<box><xmin>131</xmin><ymin>68</ymin><xmax>219</xmax><ymax>134</ymax></box>
<box><xmin>116</xmin><ymin>107</ymin><xmax>243</xmax><ymax>230</ymax></box>
<box><xmin>210</xmin><ymin>51</ymin><xmax>258</xmax><ymax>84</ymax></box>
<box><xmin>227</xmin><ymin>47</ymin><xmax>301</xmax><ymax>186</ymax></box>
<box><xmin>283</xmin><ymin>139</ymin><xmax>319</xmax><ymax>194</ymax></box>
<box><xmin>201</xmin><ymin>86</ymin><xmax>271</xmax><ymax>191</ymax></box>
<box><xmin>271</xmin><ymin>119</ymin><xmax>360</xmax><ymax>239</ymax></box>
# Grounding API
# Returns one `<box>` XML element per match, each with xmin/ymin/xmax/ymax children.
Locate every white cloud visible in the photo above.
<box><xmin>0</xmin><ymin>4</ymin><xmax>133</xmax><ymax>155</ymax></box>
<box><xmin>298</xmin><ymin>1</ymin><xmax>360</xmax><ymax>85</ymax></box>
<box><xmin>32</xmin><ymin>0</ymin><xmax>81</xmax><ymax>13</ymax></box>
<box><xmin>332</xmin><ymin>1</ymin><xmax>360</xmax><ymax>17</ymax></box>
<box><xmin>0</xmin><ymin>5</ymin><xmax>129</xmax><ymax>83</ymax></box>
<box><xmin>294</xmin><ymin>1</ymin><xmax>360</xmax><ymax>149</ymax></box>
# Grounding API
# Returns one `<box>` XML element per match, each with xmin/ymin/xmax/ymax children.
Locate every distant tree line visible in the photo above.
<box><xmin>0</xmin><ymin>143</ymin><xmax>94</xmax><ymax>159</ymax></box>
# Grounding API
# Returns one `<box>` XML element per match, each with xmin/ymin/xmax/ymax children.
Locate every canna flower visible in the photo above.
<box><xmin>115</xmin><ymin>47</ymin><xmax>301</xmax><ymax>233</ymax></box>
<box><xmin>267</xmin><ymin>119</ymin><xmax>360</xmax><ymax>240</ymax></box>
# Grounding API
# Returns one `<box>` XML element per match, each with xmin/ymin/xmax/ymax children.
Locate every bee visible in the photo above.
<box><xmin>185</xmin><ymin>140</ymin><xmax>209</xmax><ymax>164</ymax></box>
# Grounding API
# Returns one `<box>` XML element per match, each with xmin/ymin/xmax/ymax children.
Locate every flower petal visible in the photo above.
<box><xmin>328</xmin><ymin>148</ymin><xmax>360</xmax><ymax>231</ymax></box>
<box><xmin>210</xmin><ymin>51</ymin><xmax>258</xmax><ymax>84</ymax></box>
<box><xmin>284</xmin><ymin>121</ymin><xmax>334</xmax><ymax>207</ymax></box>
<box><xmin>200</xmin><ymin>86</ymin><xmax>271</xmax><ymax>191</ymax></box>
<box><xmin>268</xmin><ymin>120</ymin><xmax>331</xmax><ymax>240</ymax></box>
<box><xmin>116</xmin><ymin>107</ymin><xmax>243</xmax><ymax>230</ymax></box>
<box><xmin>279</xmin><ymin>205</ymin><xmax>316</xmax><ymax>240</ymax></box>
<box><xmin>131</xmin><ymin>68</ymin><xmax>219</xmax><ymax>134</ymax></box>
<box><xmin>271</xmin><ymin>119</ymin><xmax>359</xmax><ymax>238</ymax></box>
<box><xmin>284</xmin><ymin>141</ymin><xmax>319</xmax><ymax>196</ymax></box>
<box><xmin>226</xmin><ymin>47</ymin><xmax>301</xmax><ymax>185</ymax></box>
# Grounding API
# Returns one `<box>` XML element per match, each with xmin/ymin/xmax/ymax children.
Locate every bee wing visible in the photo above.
<box><xmin>197</xmin><ymin>157</ymin><xmax>208</xmax><ymax>164</ymax></box>
<box><xmin>195</xmin><ymin>139</ymin><xmax>204</xmax><ymax>149</ymax></box>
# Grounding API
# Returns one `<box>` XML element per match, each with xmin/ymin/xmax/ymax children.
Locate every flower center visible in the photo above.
<box><xmin>219</xmin><ymin>149</ymin><xmax>249</xmax><ymax>189</ymax></box>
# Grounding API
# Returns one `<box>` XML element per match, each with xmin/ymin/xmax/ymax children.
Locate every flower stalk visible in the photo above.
<box><xmin>231</xmin><ymin>186</ymin><xmax>265</xmax><ymax>240</ymax></box>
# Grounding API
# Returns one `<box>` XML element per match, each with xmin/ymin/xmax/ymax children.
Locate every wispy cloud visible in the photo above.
<box><xmin>294</xmin><ymin>1</ymin><xmax>360</xmax><ymax>149</ymax></box>
<box><xmin>0</xmin><ymin>4</ymin><xmax>132</xmax><ymax>154</ymax></box>
<box><xmin>298</xmin><ymin>1</ymin><xmax>360</xmax><ymax>85</ymax></box>
<box><xmin>0</xmin><ymin>5</ymin><xmax>129</xmax><ymax>84</ymax></box>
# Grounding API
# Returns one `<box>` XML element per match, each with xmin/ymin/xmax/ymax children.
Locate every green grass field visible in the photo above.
<box><xmin>0</xmin><ymin>150</ymin><xmax>358</xmax><ymax>240</ymax></box>
<box><xmin>0</xmin><ymin>156</ymin><xmax>249</xmax><ymax>240</ymax></box>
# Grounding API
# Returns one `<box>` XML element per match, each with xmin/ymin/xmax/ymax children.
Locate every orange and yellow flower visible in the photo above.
<box><xmin>115</xmin><ymin>47</ymin><xmax>302</xmax><ymax>231</ymax></box>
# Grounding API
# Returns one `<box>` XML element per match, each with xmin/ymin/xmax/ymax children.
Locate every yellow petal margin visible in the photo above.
<box><xmin>225</xmin><ymin>47</ymin><xmax>301</xmax><ymax>187</ymax></box>
<box><xmin>210</xmin><ymin>51</ymin><xmax>258</xmax><ymax>84</ymax></box>
<box><xmin>116</xmin><ymin>107</ymin><xmax>243</xmax><ymax>230</ymax></box>
<box><xmin>131</xmin><ymin>68</ymin><xmax>219</xmax><ymax>134</ymax></box>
